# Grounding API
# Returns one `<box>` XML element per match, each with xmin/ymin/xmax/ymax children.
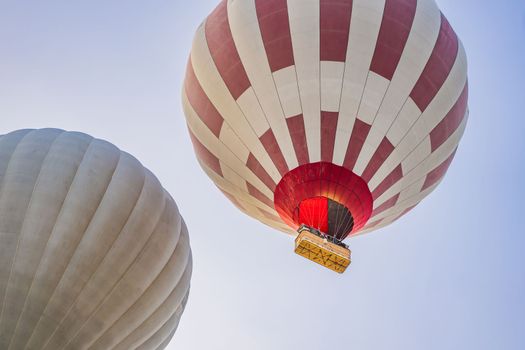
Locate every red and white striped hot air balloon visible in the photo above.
<box><xmin>182</xmin><ymin>0</ymin><xmax>468</xmax><ymax>272</ymax></box>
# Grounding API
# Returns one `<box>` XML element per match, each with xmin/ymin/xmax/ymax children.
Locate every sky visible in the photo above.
<box><xmin>0</xmin><ymin>0</ymin><xmax>524</xmax><ymax>349</ymax></box>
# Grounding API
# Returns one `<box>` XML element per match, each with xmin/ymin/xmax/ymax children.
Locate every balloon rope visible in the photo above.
<box><xmin>333</xmin><ymin>200</ymin><xmax>344</xmax><ymax>240</ymax></box>
<box><xmin>340</xmin><ymin>212</ymin><xmax>353</xmax><ymax>241</ymax></box>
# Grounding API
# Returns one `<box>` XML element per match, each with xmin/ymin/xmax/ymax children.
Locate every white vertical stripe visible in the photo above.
<box><xmin>288</xmin><ymin>0</ymin><xmax>321</xmax><ymax>162</ymax></box>
<box><xmin>320</xmin><ymin>61</ymin><xmax>345</xmax><ymax>112</ymax></box>
<box><xmin>356</xmin><ymin>72</ymin><xmax>390</xmax><ymax>125</ymax></box>
<box><xmin>273</xmin><ymin>66</ymin><xmax>302</xmax><ymax>118</ymax></box>
<box><xmin>353</xmin><ymin>72</ymin><xmax>390</xmax><ymax>174</ymax></box>
<box><xmin>227</xmin><ymin>0</ymin><xmax>299</xmax><ymax>169</ymax></box>
<box><xmin>236</xmin><ymin>88</ymin><xmax>270</xmax><ymax>137</ymax></box>
<box><xmin>333</xmin><ymin>0</ymin><xmax>385</xmax><ymax>165</ymax></box>
<box><xmin>398</xmin><ymin>177</ymin><xmax>426</xmax><ymax>202</ymax></box>
<box><xmin>220</xmin><ymin>162</ymin><xmax>249</xmax><ymax>192</ymax></box>
<box><xmin>401</xmin><ymin>137</ymin><xmax>432</xmax><ymax>174</ymax></box>
<box><xmin>386</xmin><ymin>98</ymin><xmax>422</xmax><ymax>145</ymax></box>
<box><xmin>219</xmin><ymin>124</ymin><xmax>250</xmax><ymax>163</ymax></box>
<box><xmin>190</xmin><ymin>25</ymin><xmax>281</xmax><ymax>183</ymax></box>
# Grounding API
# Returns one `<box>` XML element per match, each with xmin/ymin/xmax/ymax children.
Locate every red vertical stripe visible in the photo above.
<box><xmin>361</xmin><ymin>137</ymin><xmax>394</xmax><ymax>182</ymax></box>
<box><xmin>260</xmin><ymin>129</ymin><xmax>289</xmax><ymax>176</ymax></box>
<box><xmin>320</xmin><ymin>0</ymin><xmax>353</xmax><ymax>62</ymax></box>
<box><xmin>184</xmin><ymin>60</ymin><xmax>224</xmax><ymax>138</ymax></box>
<box><xmin>246</xmin><ymin>153</ymin><xmax>277</xmax><ymax>191</ymax></box>
<box><xmin>370</xmin><ymin>0</ymin><xmax>417</xmax><ymax>80</ymax></box>
<box><xmin>321</xmin><ymin>111</ymin><xmax>339</xmax><ymax>162</ymax></box>
<box><xmin>256</xmin><ymin>0</ymin><xmax>295</xmax><ymax>72</ymax></box>
<box><xmin>410</xmin><ymin>14</ymin><xmax>459</xmax><ymax>111</ymax></box>
<box><xmin>372</xmin><ymin>164</ymin><xmax>403</xmax><ymax>199</ymax></box>
<box><xmin>205</xmin><ymin>0</ymin><xmax>251</xmax><ymax>99</ymax></box>
<box><xmin>286</xmin><ymin>114</ymin><xmax>310</xmax><ymax>165</ymax></box>
<box><xmin>188</xmin><ymin>130</ymin><xmax>223</xmax><ymax>177</ymax></box>
<box><xmin>422</xmin><ymin>148</ymin><xmax>457</xmax><ymax>191</ymax></box>
<box><xmin>343</xmin><ymin>119</ymin><xmax>371</xmax><ymax>170</ymax></box>
<box><xmin>430</xmin><ymin>83</ymin><xmax>468</xmax><ymax>151</ymax></box>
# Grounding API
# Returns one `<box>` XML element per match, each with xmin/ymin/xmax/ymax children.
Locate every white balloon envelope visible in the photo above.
<box><xmin>0</xmin><ymin>128</ymin><xmax>192</xmax><ymax>350</ymax></box>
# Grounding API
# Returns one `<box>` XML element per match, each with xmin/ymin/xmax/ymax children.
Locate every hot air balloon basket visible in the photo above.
<box><xmin>294</xmin><ymin>227</ymin><xmax>351</xmax><ymax>274</ymax></box>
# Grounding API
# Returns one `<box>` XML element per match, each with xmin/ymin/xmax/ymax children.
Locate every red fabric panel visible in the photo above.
<box><xmin>410</xmin><ymin>13</ymin><xmax>459</xmax><ymax>111</ymax></box>
<box><xmin>320</xmin><ymin>0</ymin><xmax>353</xmax><ymax>62</ymax></box>
<box><xmin>370</xmin><ymin>0</ymin><xmax>417</xmax><ymax>80</ymax></box>
<box><xmin>321</xmin><ymin>111</ymin><xmax>339</xmax><ymax>162</ymax></box>
<box><xmin>299</xmin><ymin>197</ymin><xmax>329</xmax><ymax>233</ymax></box>
<box><xmin>246</xmin><ymin>153</ymin><xmax>277</xmax><ymax>191</ymax></box>
<box><xmin>274</xmin><ymin>162</ymin><xmax>373</xmax><ymax>235</ymax></box>
<box><xmin>188</xmin><ymin>130</ymin><xmax>223</xmax><ymax>177</ymax></box>
<box><xmin>343</xmin><ymin>119</ymin><xmax>372</xmax><ymax>169</ymax></box>
<box><xmin>372</xmin><ymin>193</ymin><xmax>400</xmax><ymax>216</ymax></box>
<box><xmin>247</xmin><ymin>182</ymin><xmax>274</xmax><ymax>209</ymax></box>
<box><xmin>430</xmin><ymin>83</ymin><xmax>468</xmax><ymax>151</ymax></box>
<box><xmin>286</xmin><ymin>114</ymin><xmax>310</xmax><ymax>165</ymax></box>
<box><xmin>361</xmin><ymin>137</ymin><xmax>395</xmax><ymax>182</ymax></box>
<box><xmin>255</xmin><ymin>0</ymin><xmax>295</xmax><ymax>72</ymax></box>
<box><xmin>260</xmin><ymin>129</ymin><xmax>289</xmax><ymax>176</ymax></box>
<box><xmin>184</xmin><ymin>60</ymin><xmax>224</xmax><ymax>138</ymax></box>
<box><xmin>372</xmin><ymin>164</ymin><xmax>403</xmax><ymax>199</ymax></box>
<box><xmin>205</xmin><ymin>0</ymin><xmax>251</xmax><ymax>99</ymax></box>
<box><xmin>422</xmin><ymin>148</ymin><xmax>457</xmax><ymax>191</ymax></box>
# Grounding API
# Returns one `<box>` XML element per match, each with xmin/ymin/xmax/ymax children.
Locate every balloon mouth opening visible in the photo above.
<box><xmin>273</xmin><ymin>162</ymin><xmax>373</xmax><ymax>240</ymax></box>
<box><xmin>296</xmin><ymin>196</ymin><xmax>354</xmax><ymax>240</ymax></box>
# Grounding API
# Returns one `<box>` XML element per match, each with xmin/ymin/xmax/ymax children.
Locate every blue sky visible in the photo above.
<box><xmin>0</xmin><ymin>0</ymin><xmax>524</xmax><ymax>349</ymax></box>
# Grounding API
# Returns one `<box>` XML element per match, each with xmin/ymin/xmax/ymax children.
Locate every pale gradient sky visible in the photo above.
<box><xmin>0</xmin><ymin>1</ymin><xmax>524</xmax><ymax>349</ymax></box>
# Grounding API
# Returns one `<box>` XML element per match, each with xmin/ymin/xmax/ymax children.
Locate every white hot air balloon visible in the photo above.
<box><xmin>0</xmin><ymin>129</ymin><xmax>192</xmax><ymax>350</ymax></box>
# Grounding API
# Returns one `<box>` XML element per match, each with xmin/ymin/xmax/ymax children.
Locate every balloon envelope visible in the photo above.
<box><xmin>0</xmin><ymin>129</ymin><xmax>192</xmax><ymax>350</ymax></box>
<box><xmin>183</xmin><ymin>0</ymin><xmax>468</xmax><ymax>241</ymax></box>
